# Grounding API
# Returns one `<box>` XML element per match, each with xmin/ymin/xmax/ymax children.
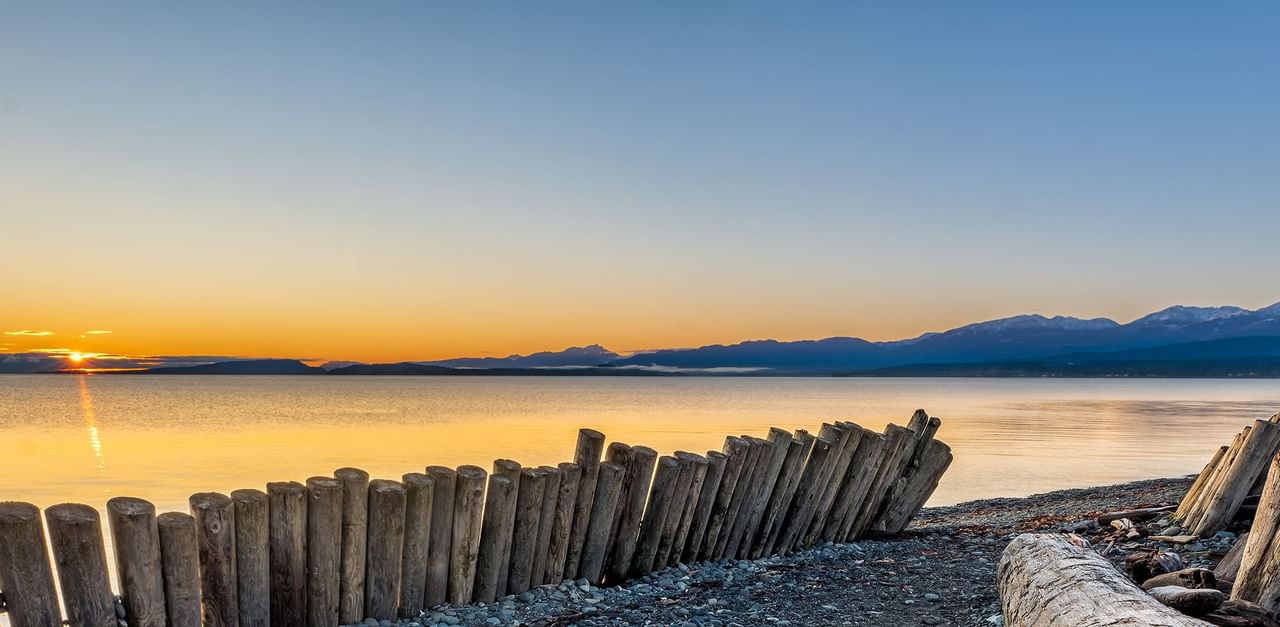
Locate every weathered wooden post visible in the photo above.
<box><xmin>792</xmin><ymin>424</ymin><xmax>852</xmax><ymax>549</ymax></box>
<box><xmin>848</xmin><ymin>424</ymin><xmax>914</xmax><ymax>539</ymax></box>
<box><xmin>156</xmin><ymin>512</ymin><xmax>202</xmax><ymax>627</ymax></box>
<box><xmin>700</xmin><ymin>436</ymin><xmax>749</xmax><ymax>561</ymax></box>
<box><xmin>714</xmin><ymin>437</ymin><xmax>766</xmax><ymax>560</ymax></box>
<box><xmin>398</xmin><ymin>472</ymin><xmax>433</xmax><ymax>619</ymax></box>
<box><xmin>0</xmin><ymin>502</ymin><xmax>61</xmax><ymax>627</ymax></box>
<box><xmin>107</xmin><ymin>497</ymin><xmax>167</xmax><ymax>627</ymax></box>
<box><xmin>682</xmin><ymin>451</ymin><xmax>727</xmax><ymax>564</ymax></box>
<box><xmin>805</xmin><ymin>424</ymin><xmax>863</xmax><ymax>545</ymax></box>
<box><xmin>305</xmin><ymin>477</ymin><xmax>344</xmax><ymax>627</ymax></box>
<box><xmin>630</xmin><ymin>455</ymin><xmax>682</xmax><ymax>578</ymax></box>
<box><xmin>530</xmin><ymin>465</ymin><xmax>563</xmax><ymax>587</ymax></box>
<box><xmin>666</xmin><ymin>452</ymin><xmax>709</xmax><ymax>567</ymax></box>
<box><xmin>826</xmin><ymin>428</ymin><xmax>886</xmax><ymax>542</ymax></box>
<box><xmin>734</xmin><ymin>429</ymin><xmax>792</xmax><ymax>560</ymax></box>
<box><xmin>881</xmin><ymin>440</ymin><xmax>953</xmax><ymax>533</ymax></box>
<box><xmin>267</xmin><ymin>482</ymin><xmax>307</xmax><ymax>627</ymax></box>
<box><xmin>654</xmin><ymin>453</ymin><xmax>696</xmax><ymax>571</ymax></box>
<box><xmin>508</xmin><ymin>467</ymin><xmax>548</xmax><ymax>595</ymax></box>
<box><xmin>1194</xmin><ymin>420</ymin><xmax>1280</xmax><ymax>536</ymax></box>
<box><xmin>45</xmin><ymin>503</ymin><xmax>115</xmax><ymax>627</ymax></box>
<box><xmin>544</xmin><ymin>462</ymin><xmax>582</xmax><ymax>584</ymax></box>
<box><xmin>489</xmin><ymin>460</ymin><xmax>522</xmax><ymax>597</ymax></box>
<box><xmin>777</xmin><ymin>435</ymin><xmax>835</xmax><ymax>554</ymax></box>
<box><xmin>473</xmin><ymin>474</ymin><xmax>517</xmax><ymax>603</ymax></box>
<box><xmin>759</xmin><ymin>431</ymin><xmax>814</xmax><ymax>556</ymax></box>
<box><xmin>364</xmin><ymin>479</ymin><xmax>406</xmax><ymax>621</ymax></box>
<box><xmin>604</xmin><ymin>444</ymin><xmax>657</xmax><ymax>585</ymax></box>
<box><xmin>1182</xmin><ymin>428</ymin><xmax>1247</xmax><ymax>528</ymax></box>
<box><xmin>334</xmin><ymin>467</ymin><xmax>369</xmax><ymax>623</ymax></box>
<box><xmin>424</xmin><ymin>465</ymin><xmax>457</xmax><ymax>608</ymax></box>
<box><xmin>579</xmin><ymin>461</ymin><xmax>625</xmax><ymax>585</ymax></box>
<box><xmin>1177</xmin><ymin>446</ymin><xmax>1228</xmax><ymax>520</ymax></box>
<box><xmin>448</xmin><ymin>465</ymin><xmax>487</xmax><ymax>605</ymax></box>
<box><xmin>231</xmin><ymin>489</ymin><xmax>270</xmax><ymax>627</ymax></box>
<box><xmin>564</xmin><ymin>428</ymin><xmax>605</xmax><ymax>580</ymax></box>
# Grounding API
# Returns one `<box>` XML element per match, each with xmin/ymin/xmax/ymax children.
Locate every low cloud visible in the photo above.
<box><xmin>85</xmin><ymin>330</ymin><xmax>112</xmax><ymax>335</ymax></box>
<box><xmin>4</xmin><ymin>330</ymin><xmax>54</xmax><ymax>336</ymax></box>
<box><xmin>0</xmin><ymin>351</ymin><xmax>252</xmax><ymax>373</ymax></box>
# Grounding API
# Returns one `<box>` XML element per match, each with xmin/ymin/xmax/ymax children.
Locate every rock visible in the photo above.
<box><xmin>924</xmin><ymin>593</ymin><xmax>940</xmax><ymax>602</ymax></box>
<box><xmin>1146</xmin><ymin>585</ymin><xmax>1225</xmax><ymax>616</ymax></box>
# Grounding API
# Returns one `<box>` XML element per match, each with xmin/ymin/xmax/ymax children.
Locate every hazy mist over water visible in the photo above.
<box><xmin>3</xmin><ymin>375</ymin><xmax>1278</xmax><ymax>516</ymax></box>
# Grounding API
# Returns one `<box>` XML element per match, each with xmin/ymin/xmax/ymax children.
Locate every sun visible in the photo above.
<box><xmin>68</xmin><ymin>353</ymin><xmax>86</xmax><ymax>364</ymax></box>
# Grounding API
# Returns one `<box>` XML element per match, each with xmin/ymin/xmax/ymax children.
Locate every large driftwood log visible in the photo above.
<box><xmin>1179</xmin><ymin>446</ymin><xmax>1230</xmax><ymax>520</ymax></box>
<box><xmin>1232</xmin><ymin>453</ymin><xmax>1280</xmax><ymax>611</ymax></box>
<box><xmin>997</xmin><ymin>533</ymin><xmax>1212</xmax><ymax>627</ymax></box>
<box><xmin>1195</xmin><ymin>421</ymin><xmax>1280</xmax><ymax>536</ymax></box>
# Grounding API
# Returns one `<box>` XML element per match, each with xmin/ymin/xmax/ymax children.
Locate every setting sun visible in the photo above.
<box><xmin>68</xmin><ymin>353</ymin><xmax>85</xmax><ymax>363</ymax></box>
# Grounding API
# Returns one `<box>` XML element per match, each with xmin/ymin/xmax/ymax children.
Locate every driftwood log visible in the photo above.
<box><xmin>1142</xmin><ymin>568</ymin><xmax>1218</xmax><ymax>591</ymax></box>
<box><xmin>997</xmin><ymin>533</ymin><xmax>1212</xmax><ymax>626</ymax></box>
<box><xmin>1232</xmin><ymin>452</ymin><xmax>1280</xmax><ymax>612</ymax></box>
<box><xmin>1147</xmin><ymin>586</ymin><xmax>1226</xmax><ymax>616</ymax></box>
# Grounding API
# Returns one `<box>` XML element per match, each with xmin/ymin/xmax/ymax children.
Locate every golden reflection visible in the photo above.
<box><xmin>76</xmin><ymin>374</ymin><xmax>106</xmax><ymax>473</ymax></box>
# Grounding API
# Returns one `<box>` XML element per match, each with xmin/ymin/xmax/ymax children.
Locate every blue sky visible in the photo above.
<box><xmin>2</xmin><ymin>2</ymin><xmax>1278</xmax><ymax>360</ymax></box>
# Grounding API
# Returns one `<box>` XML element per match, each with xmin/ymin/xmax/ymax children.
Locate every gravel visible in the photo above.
<box><xmin>344</xmin><ymin>476</ymin><xmax>1196</xmax><ymax>627</ymax></box>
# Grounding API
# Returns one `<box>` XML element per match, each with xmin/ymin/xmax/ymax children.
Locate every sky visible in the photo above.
<box><xmin>2</xmin><ymin>2</ymin><xmax>1279</xmax><ymax>364</ymax></box>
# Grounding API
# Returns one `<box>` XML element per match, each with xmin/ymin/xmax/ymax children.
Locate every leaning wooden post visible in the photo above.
<box><xmin>396</xmin><ymin>476</ymin><xmax>432</xmax><ymax>616</ymax></box>
<box><xmin>604</xmin><ymin>444</ymin><xmax>657</xmax><ymax>586</ymax></box>
<box><xmin>794</xmin><ymin>424</ymin><xmax>852</xmax><ymax>549</ymax></box>
<box><xmin>473</xmin><ymin>474</ymin><xmax>517</xmax><ymax>603</ymax></box>
<box><xmin>630</xmin><ymin>455</ymin><xmax>682</xmax><ymax>578</ymax></box>
<box><xmin>305</xmin><ymin>477</ymin><xmax>344</xmax><ymax>627</ymax></box>
<box><xmin>1183</xmin><ymin>428</ymin><xmax>1247</xmax><ymax>528</ymax></box>
<box><xmin>564</xmin><ymin>428</ymin><xmax>605</xmax><ymax>580</ymax></box>
<box><xmin>543</xmin><ymin>462</ymin><xmax>582</xmax><ymax>584</ymax></box>
<box><xmin>882</xmin><ymin>440</ymin><xmax>954</xmax><ymax>533</ymax></box>
<box><xmin>334</xmin><ymin>467</ymin><xmax>369</xmax><ymax>623</ymax></box>
<box><xmin>776</xmin><ymin>435</ymin><xmax>835</xmax><ymax>554</ymax></box>
<box><xmin>231</xmin><ymin>489</ymin><xmax>270</xmax><ymax>627</ymax></box>
<box><xmin>759</xmin><ymin>430</ymin><xmax>815</xmax><ymax>556</ymax></box>
<box><xmin>1195</xmin><ymin>420</ymin><xmax>1280</xmax><ymax>536</ymax></box>
<box><xmin>714</xmin><ymin>437</ymin><xmax>766</xmax><ymax>560</ymax></box>
<box><xmin>579</xmin><ymin>462</ymin><xmax>625</xmax><ymax>585</ymax></box>
<box><xmin>848</xmin><ymin>424</ymin><xmax>914</xmax><ymax>539</ymax></box>
<box><xmin>267</xmin><ymin>482</ymin><xmax>306</xmax><ymax>627</ymax></box>
<box><xmin>1229</xmin><ymin>452</ymin><xmax>1280</xmax><ymax>607</ymax></box>
<box><xmin>805</xmin><ymin>424</ymin><xmax>863</xmax><ymax>545</ymax></box>
<box><xmin>45</xmin><ymin>503</ymin><xmax>115</xmax><ymax>627</ymax></box>
<box><xmin>490</xmin><ymin>459</ymin><xmax>522</xmax><ymax>596</ymax></box>
<box><xmin>424</xmin><ymin>465</ymin><xmax>457</xmax><ymax>608</ymax></box>
<box><xmin>507</xmin><ymin>468</ymin><xmax>548</xmax><ymax>595</ymax></box>
<box><xmin>156</xmin><ymin>512</ymin><xmax>202</xmax><ymax>627</ymax></box>
<box><xmin>699</xmin><ymin>436</ymin><xmax>749</xmax><ymax>561</ymax></box>
<box><xmin>107</xmin><ymin>497</ymin><xmax>167</xmax><ymax>627</ymax></box>
<box><xmin>530</xmin><ymin>465</ymin><xmax>563</xmax><ymax>587</ymax></box>
<box><xmin>447</xmin><ymin>465</ymin><xmax>487</xmax><ymax>605</ymax></box>
<box><xmin>189</xmin><ymin>492</ymin><xmax>239</xmax><ymax>627</ymax></box>
<box><xmin>725</xmin><ymin>435</ymin><xmax>783</xmax><ymax>559</ymax></box>
<box><xmin>682</xmin><ymin>451</ymin><xmax>727</xmax><ymax>564</ymax></box>
<box><xmin>654</xmin><ymin>454</ymin><xmax>696</xmax><ymax>571</ymax></box>
<box><xmin>735</xmin><ymin>429</ymin><xmax>792</xmax><ymax>560</ymax></box>
<box><xmin>667</xmin><ymin>453</ymin><xmax>710</xmax><ymax>567</ymax></box>
<box><xmin>364</xmin><ymin>479</ymin><xmax>406</xmax><ymax>621</ymax></box>
<box><xmin>398</xmin><ymin>472</ymin><xmax>433</xmax><ymax>619</ymax></box>
<box><xmin>825</xmin><ymin>428</ymin><xmax>886</xmax><ymax>542</ymax></box>
<box><xmin>0</xmin><ymin>502</ymin><xmax>61</xmax><ymax>627</ymax></box>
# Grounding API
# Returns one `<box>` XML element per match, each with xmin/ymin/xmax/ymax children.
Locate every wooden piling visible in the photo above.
<box><xmin>872</xmin><ymin>416</ymin><xmax>940</xmax><ymax>532</ymax></box>
<box><xmin>654</xmin><ymin>454</ymin><xmax>696</xmax><ymax>571</ymax></box>
<box><xmin>0</xmin><ymin>502</ymin><xmax>61</xmax><ymax>627</ymax></box>
<box><xmin>447</xmin><ymin>465</ymin><xmax>487</xmax><ymax>606</ymax></box>
<box><xmin>473</xmin><ymin>473</ymin><xmax>517</xmax><ymax>603</ymax></box>
<box><xmin>604</xmin><ymin>444</ymin><xmax>657</xmax><ymax>585</ymax></box>
<box><xmin>306</xmin><ymin>477</ymin><xmax>344</xmax><ymax>627</ymax></box>
<box><xmin>794</xmin><ymin>424</ymin><xmax>852</xmax><ymax>549</ymax></box>
<box><xmin>507</xmin><ymin>468</ymin><xmax>548</xmax><ymax>595</ymax></box>
<box><xmin>489</xmin><ymin>459</ymin><xmax>521</xmax><ymax>597</ymax></box>
<box><xmin>848</xmin><ymin>424</ymin><xmax>914</xmax><ymax>539</ymax></box>
<box><xmin>825</xmin><ymin>428</ymin><xmax>885</xmax><ymax>542</ymax></box>
<box><xmin>45</xmin><ymin>503</ymin><xmax>115</xmax><ymax>627</ymax></box>
<box><xmin>424</xmin><ymin>465</ymin><xmax>457</xmax><ymax>608</ymax></box>
<box><xmin>759</xmin><ymin>430</ymin><xmax>815</xmax><ymax>556</ymax></box>
<box><xmin>334</xmin><ymin>467</ymin><xmax>369</xmax><ymax>623</ymax></box>
<box><xmin>881</xmin><ymin>440</ymin><xmax>953</xmax><ymax>533</ymax></box>
<box><xmin>189</xmin><ymin>492</ymin><xmax>238</xmax><ymax>627</ymax></box>
<box><xmin>714</xmin><ymin>437</ymin><xmax>767</xmax><ymax>560</ymax></box>
<box><xmin>1177</xmin><ymin>446</ymin><xmax>1227</xmax><ymax>521</ymax></box>
<box><xmin>630</xmin><ymin>455</ymin><xmax>682</xmax><ymax>578</ymax></box>
<box><xmin>1184</xmin><ymin>429</ymin><xmax>1247</xmax><ymax>527</ymax></box>
<box><xmin>1194</xmin><ymin>420</ymin><xmax>1280</xmax><ymax>536</ymax></box>
<box><xmin>682</xmin><ymin>451</ymin><xmax>727</xmax><ymax>564</ymax></box>
<box><xmin>699</xmin><ymin>436</ymin><xmax>749</xmax><ymax>561</ymax></box>
<box><xmin>266</xmin><ymin>482</ymin><xmax>307</xmax><ymax>627</ymax></box>
<box><xmin>543</xmin><ymin>462</ymin><xmax>581</xmax><ymax>584</ymax></box>
<box><xmin>735</xmin><ymin>429</ymin><xmax>792</xmax><ymax>560</ymax></box>
<box><xmin>667</xmin><ymin>452</ymin><xmax>709</xmax><ymax>567</ymax></box>
<box><xmin>753</xmin><ymin>436</ymin><xmax>805</xmax><ymax>558</ymax></box>
<box><xmin>564</xmin><ymin>428</ymin><xmax>605</xmax><ymax>580</ymax></box>
<box><xmin>398</xmin><ymin>473</ymin><xmax>434</xmax><ymax>619</ymax></box>
<box><xmin>107</xmin><ymin>497</ymin><xmax>166</xmax><ymax>627</ymax></box>
<box><xmin>579</xmin><ymin>461</ymin><xmax>625</xmax><ymax>585</ymax></box>
<box><xmin>776</xmin><ymin>435</ymin><xmax>835</xmax><ymax>554</ymax></box>
<box><xmin>231</xmin><ymin>489</ymin><xmax>270</xmax><ymax>627</ymax></box>
<box><xmin>805</xmin><ymin>424</ymin><xmax>864</xmax><ymax>546</ymax></box>
<box><xmin>530</xmin><ymin>466</ymin><xmax>563</xmax><ymax>587</ymax></box>
<box><xmin>156</xmin><ymin>512</ymin><xmax>201</xmax><ymax>627</ymax></box>
<box><xmin>364</xmin><ymin>479</ymin><xmax>406</xmax><ymax>621</ymax></box>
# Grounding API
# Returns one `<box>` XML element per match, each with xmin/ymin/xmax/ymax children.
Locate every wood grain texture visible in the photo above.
<box><xmin>231</xmin><ymin>489</ymin><xmax>270</xmax><ymax>627</ymax></box>
<box><xmin>507</xmin><ymin>468</ymin><xmax>547</xmax><ymax>595</ymax></box>
<box><xmin>156</xmin><ymin>512</ymin><xmax>202</xmax><ymax>627</ymax></box>
<box><xmin>424</xmin><ymin>465</ymin><xmax>457</xmax><ymax>608</ymax></box>
<box><xmin>604</xmin><ymin>444</ymin><xmax>656</xmax><ymax>586</ymax></box>
<box><xmin>544</xmin><ymin>462</ymin><xmax>581</xmax><ymax>585</ymax></box>
<box><xmin>564</xmin><ymin>428</ymin><xmax>605</xmax><ymax>580</ymax></box>
<box><xmin>447</xmin><ymin>465</ymin><xmax>487</xmax><ymax>606</ymax></box>
<box><xmin>666</xmin><ymin>452</ymin><xmax>709</xmax><ymax>567</ymax></box>
<box><xmin>364</xmin><ymin>479</ymin><xmax>406</xmax><ymax>621</ymax></box>
<box><xmin>189</xmin><ymin>492</ymin><xmax>239</xmax><ymax>627</ymax></box>
<box><xmin>45</xmin><ymin>503</ymin><xmax>115</xmax><ymax>627</ymax></box>
<box><xmin>305</xmin><ymin>477</ymin><xmax>343</xmax><ymax>627</ymax></box>
<box><xmin>334</xmin><ymin>467</ymin><xmax>369</xmax><ymax>624</ymax></box>
<box><xmin>579</xmin><ymin>462</ymin><xmax>624</xmax><ymax>585</ymax></box>
<box><xmin>530</xmin><ymin>465</ymin><xmax>563</xmax><ymax>587</ymax></box>
<box><xmin>107</xmin><ymin>497</ymin><xmax>167</xmax><ymax>627</ymax></box>
<box><xmin>629</xmin><ymin>455</ymin><xmax>682</xmax><ymax>578</ymax></box>
<box><xmin>682</xmin><ymin>451</ymin><xmax>727</xmax><ymax>564</ymax></box>
<box><xmin>398</xmin><ymin>472</ymin><xmax>434</xmax><ymax>619</ymax></box>
<box><xmin>0</xmin><ymin>502</ymin><xmax>61</xmax><ymax>627</ymax></box>
<box><xmin>472</xmin><ymin>474</ymin><xmax>517</xmax><ymax>604</ymax></box>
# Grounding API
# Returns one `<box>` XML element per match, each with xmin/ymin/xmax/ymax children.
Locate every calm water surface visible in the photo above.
<box><xmin>3</xmin><ymin>375</ymin><xmax>1279</xmax><ymax>517</ymax></box>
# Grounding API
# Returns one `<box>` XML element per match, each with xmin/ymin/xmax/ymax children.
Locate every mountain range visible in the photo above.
<box><xmin>19</xmin><ymin>301</ymin><xmax>1280</xmax><ymax>377</ymax></box>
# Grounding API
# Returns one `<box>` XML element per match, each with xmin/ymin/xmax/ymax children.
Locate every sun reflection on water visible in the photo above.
<box><xmin>76</xmin><ymin>374</ymin><xmax>106</xmax><ymax>473</ymax></box>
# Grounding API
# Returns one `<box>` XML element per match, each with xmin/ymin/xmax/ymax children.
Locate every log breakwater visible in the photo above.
<box><xmin>0</xmin><ymin>410</ymin><xmax>952</xmax><ymax>627</ymax></box>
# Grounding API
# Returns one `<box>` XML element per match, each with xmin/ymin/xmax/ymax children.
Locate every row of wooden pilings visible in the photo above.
<box><xmin>0</xmin><ymin>411</ymin><xmax>953</xmax><ymax>627</ymax></box>
<box><xmin>1175</xmin><ymin>412</ymin><xmax>1280</xmax><ymax>536</ymax></box>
